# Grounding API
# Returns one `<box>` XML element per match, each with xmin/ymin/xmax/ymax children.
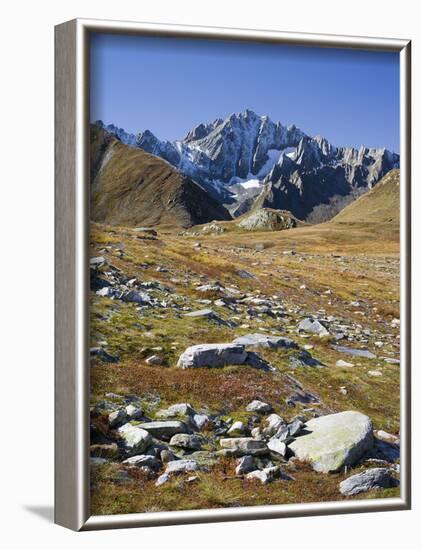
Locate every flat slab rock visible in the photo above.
<box><xmin>339</xmin><ymin>468</ymin><xmax>398</xmax><ymax>495</ymax></box>
<box><xmin>332</xmin><ymin>345</ymin><xmax>376</xmax><ymax>359</ymax></box>
<box><xmin>232</xmin><ymin>334</ymin><xmax>298</xmax><ymax>350</ymax></box>
<box><xmin>177</xmin><ymin>343</ymin><xmax>247</xmax><ymax>369</ymax></box>
<box><xmin>288</xmin><ymin>411</ymin><xmax>374</xmax><ymax>473</ymax></box>
<box><xmin>136</xmin><ymin>420</ymin><xmax>187</xmax><ymax>437</ymax></box>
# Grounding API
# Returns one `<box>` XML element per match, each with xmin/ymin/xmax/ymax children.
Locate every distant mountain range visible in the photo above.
<box><xmin>94</xmin><ymin>109</ymin><xmax>399</xmax><ymax>225</ymax></box>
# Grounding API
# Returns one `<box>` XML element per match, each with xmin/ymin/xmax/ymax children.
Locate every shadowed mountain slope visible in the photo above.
<box><xmin>90</xmin><ymin>125</ymin><xmax>232</xmax><ymax>228</ymax></box>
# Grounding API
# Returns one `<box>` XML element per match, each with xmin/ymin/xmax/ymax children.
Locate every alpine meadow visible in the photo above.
<box><xmin>89</xmin><ymin>34</ymin><xmax>401</xmax><ymax>515</ymax></box>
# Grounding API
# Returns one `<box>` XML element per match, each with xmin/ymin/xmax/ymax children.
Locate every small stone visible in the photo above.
<box><xmin>227</xmin><ymin>421</ymin><xmax>246</xmax><ymax>436</ymax></box>
<box><xmin>297</xmin><ymin>318</ymin><xmax>329</xmax><ymax>337</ymax></box>
<box><xmin>108</xmin><ymin>409</ymin><xmax>127</xmax><ymax>428</ymax></box>
<box><xmin>246</xmin><ymin>400</ymin><xmax>273</xmax><ymax>414</ymax></box>
<box><xmin>169</xmin><ymin>433</ymin><xmax>203</xmax><ymax>450</ymax></box>
<box><xmin>368</xmin><ymin>370</ymin><xmax>383</xmax><ymax>377</ymax></box>
<box><xmin>339</xmin><ymin>468</ymin><xmax>398</xmax><ymax>495</ymax></box>
<box><xmin>235</xmin><ymin>455</ymin><xmax>255</xmax><ymax>475</ymax></box>
<box><xmin>125</xmin><ymin>404</ymin><xmax>143</xmax><ymax>420</ymax></box>
<box><xmin>193</xmin><ymin>413</ymin><xmax>210</xmax><ymax>430</ymax></box>
<box><xmin>145</xmin><ymin>355</ymin><xmax>163</xmax><ymax>365</ymax></box>
<box><xmin>155</xmin><ymin>473</ymin><xmax>170</xmax><ymax>486</ymax></box>
<box><xmin>246</xmin><ymin>466</ymin><xmax>281</xmax><ymax>484</ymax></box>
<box><xmin>336</xmin><ymin>360</ymin><xmax>354</xmax><ymax>367</ymax></box>
<box><xmin>90</xmin><ymin>443</ymin><xmax>120</xmax><ymax>459</ymax></box>
<box><xmin>219</xmin><ymin>437</ymin><xmax>268</xmax><ymax>456</ymax></box>
<box><xmin>268</xmin><ymin>438</ymin><xmax>287</xmax><ymax>457</ymax></box>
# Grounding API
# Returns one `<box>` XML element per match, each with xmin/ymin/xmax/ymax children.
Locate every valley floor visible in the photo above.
<box><xmin>89</xmin><ymin>220</ymin><xmax>400</xmax><ymax>515</ymax></box>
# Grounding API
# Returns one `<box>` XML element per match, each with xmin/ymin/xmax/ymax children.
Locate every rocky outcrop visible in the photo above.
<box><xmin>237</xmin><ymin>208</ymin><xmax>298</xmax><ymax>231</ymax></box>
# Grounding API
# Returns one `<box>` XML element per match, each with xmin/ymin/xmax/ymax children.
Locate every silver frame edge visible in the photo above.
<box><xmin>54</xmin><ymin>17</ymin><xmax>411</xmax><ymax>531</ymax></box>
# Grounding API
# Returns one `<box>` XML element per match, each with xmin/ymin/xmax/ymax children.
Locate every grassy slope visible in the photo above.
<box><xmin>90</xmin><ymin>125</ymin><xmax>231</xmax><ymax>228</ymax></box>
<box><xmin>332</xmin><ymin>169</ymin><xmax>400</xmax><ymax>225</ymax></box>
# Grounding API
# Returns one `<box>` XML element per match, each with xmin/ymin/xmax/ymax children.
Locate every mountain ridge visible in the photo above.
<box><xmin>95</xmin><ymin>110</ymin><xmax>399</xmax><ymax>222</ymax></box>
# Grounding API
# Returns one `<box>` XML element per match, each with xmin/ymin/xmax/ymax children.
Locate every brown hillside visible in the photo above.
<box><xmin>332</xmin><ymin>169</ymin><xmax>400</xmax><ymax>225</ymax></box>
<box><xmin>90</xmin><ymin>125</ymin><xmax>231</xmax><ymax>228</ymax></box>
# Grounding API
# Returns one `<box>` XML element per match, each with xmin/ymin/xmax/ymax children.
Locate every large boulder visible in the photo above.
<box><xmin>219</xmin><ymin>437</ymin><xmax>268</xmax><ymax>457</ymax></box>
<box><xmin>177</xmin><ymin>343</ymin><xmax>247</xmax><ymax>369</ymax></box>
<box><xmin>288</xmin><ymin>411</ymin><xmax>374</xmax><ymax>473</ymax></box>
<box><xmin>339</xmin><ymin>468</ymin><xmax>398</xmax><ymax>495</ymax></box>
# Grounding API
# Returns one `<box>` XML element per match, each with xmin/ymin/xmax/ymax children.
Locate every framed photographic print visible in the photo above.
<box><xmin>55</xmin><ymin>18</ymin><xmax>411</xmax><ymax>531</ymax></box>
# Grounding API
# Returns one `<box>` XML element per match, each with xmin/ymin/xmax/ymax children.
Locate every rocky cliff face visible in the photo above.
<box><xmin>96</xmin><ymin>110</ymin><xmax>399</xmax><ymax>222</ymax></box>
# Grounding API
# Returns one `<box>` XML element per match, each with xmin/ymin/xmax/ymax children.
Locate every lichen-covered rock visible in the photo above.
<box><xmin>177</xmin><ymin>343</ymin><xmax>247</xmax><ymax>369</ymax></box>
<box><xmin>339</xmin><ymin>468</ymin><xmax>398</xmax><ymax>495</ymax></box>
<box><xmin>117</xmin><ymin>423</ymin><xmax>152</xmax><ymax>454</ymax></box>
<box><xmin>288</xmin><ymin>411</ymin><xmax>374</xmax><ymax>473</ymax></box>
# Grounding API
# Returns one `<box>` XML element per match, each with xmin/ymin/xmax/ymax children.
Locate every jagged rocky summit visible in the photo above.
<box><xmin>96</xmin><ymin>109</ymin><xmax>399</xmax><ymax>222</ymax></box>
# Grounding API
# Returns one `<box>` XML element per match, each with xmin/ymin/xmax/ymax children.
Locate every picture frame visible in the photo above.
<box><xmin>55</xmin><ymin>18</ymin><xmax>411</xmax><ymax>531</ymax></box>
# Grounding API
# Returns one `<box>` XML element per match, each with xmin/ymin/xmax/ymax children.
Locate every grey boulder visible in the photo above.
<box><xmin>288</xmin><ymin>411</ymin><xmax>374</xmax><ymax>473</ymax></box>
<box><xmin>177</xmin><ymin>343</ymin><xmax>247</xmax><ymax>369</ymax></box>
<box><xmin>339</xmin><ymin>468</ymin><xmax>398</xmax><ymax>495</ymax></box>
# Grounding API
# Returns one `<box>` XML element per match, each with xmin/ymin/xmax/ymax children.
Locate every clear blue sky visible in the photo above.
<box><xmin>90</xmin><ymin>33</ymin><xmax>400</xmax><ymax>152</ymax></box>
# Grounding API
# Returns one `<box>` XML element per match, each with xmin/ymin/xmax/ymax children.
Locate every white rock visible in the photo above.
<box><xmin>125</xmin><ymin>404</ymin><xmax>143</xmax><ymax>420</ymax></box>
<box><xmin>177</xmin><ymin>343</ymin><xmax>248</xmax><ymax>369</ymax></box>
<box><xmin>228</xmin><ymin>421</ymin><xmax>246</xmax><ymax>436</ymax></box>
<box><xmin>336</xmin><ymin>360</ymin><xmax>354</xmax><ymax>367</ymax></box>
<box><xmin>118</xmin><ymin>423</ymin><xmax>152</xmax><ymax>454</ymax></box>
<box><xmin>297</xmin><ymin>318</ymin><xmax>329</xmax><ymax>337</ymax></box>
<box><xmin>108</xmin><ymin>409</ymin><xmax>127</xmax><ymax>428</ymax></box>
<box><xmin>246</xmin><ymin>400</ymin><xmax>272</xmax><ymax>414</ymax></box>
<box><xmin>268</xmin><ymin>438</ymin><xmax>287</xmax><ymax>457</ymax></box>
<box><xmin>246</xmin><ymin>466</ymin><xmax>281</xmax><ymax>484</ymax></box>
